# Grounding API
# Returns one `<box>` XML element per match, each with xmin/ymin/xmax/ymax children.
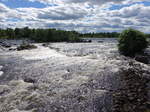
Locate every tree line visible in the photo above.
<box><xmin>80</xmin><ymin>32</ymin><xmax>150</xmax><ymax>38</ymax></box>
<box><xmin>0</xmin><ymin>27</ymin><xmax>80</xmax><ymax>42</ymax></box>
<box><xmin>79</xmin><ymin>32</ymin><xmax>120</xmax><ymax>38</ymax></box>
<box><xmin>0</xmin><ymin>27</ymin><xmax>149</xmax><ymax>42</ymax></box>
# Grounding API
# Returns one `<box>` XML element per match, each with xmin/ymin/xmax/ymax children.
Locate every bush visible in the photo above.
<box><xmin>118</xmin><ymin>28</ymin><xmax>148</xmax><ymax>56</ymax></box>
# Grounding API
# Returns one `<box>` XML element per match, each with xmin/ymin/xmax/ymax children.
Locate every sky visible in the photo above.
<box><xmin>0</xmin><ymin>0</ymin><xmax>150</xmax><ymax>33</ymax></box>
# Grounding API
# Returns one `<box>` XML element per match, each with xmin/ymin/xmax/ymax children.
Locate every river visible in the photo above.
<box><xmin>0</xmin><ymin>38</ymin><xmax>149</xmax><ymax>112</ymax></box>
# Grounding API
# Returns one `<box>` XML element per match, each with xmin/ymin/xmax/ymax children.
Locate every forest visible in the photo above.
<box><xmin>0</xmin><ymin>27</ymin><xmax>149</xmax><ymax>42</ymax></box>
<box><xmin>79</xmin><ymin>32</ymin><xmax>120</xmax><ymax>38</ymax></box>
<box><xmin>0</xmin><ymin>27</ymin><xmax>80</xmax><ymax>42</ymax></box>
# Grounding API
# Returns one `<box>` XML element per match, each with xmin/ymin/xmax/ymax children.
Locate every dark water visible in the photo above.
<box><xmin>82</xmin><ymin>38</ymin><xmax>118</xmax><ymax>43</ymax></box>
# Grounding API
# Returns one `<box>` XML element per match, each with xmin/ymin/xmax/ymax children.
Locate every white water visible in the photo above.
<box><xmin>22</xmin><ymin>45</ymin><xmax>67</xmax><ymax>60</ymax></box>
<box><xmin>0</xmin><ymin>39</ymin><xmax>149</xmax><ymax>112</ymax></box>
<box><xmin>0</xmin><ymin>66</ymin><xmax>3</xmax><ymax>76</ymax></box>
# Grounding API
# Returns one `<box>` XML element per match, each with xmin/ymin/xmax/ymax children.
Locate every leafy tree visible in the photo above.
<box><xmin>14</xmin><ymin>28</ymin><xmax>22</xmax><ymax>38</ymax></box>
<box><xmin>22</xmin><ymin>27</ymin><xmax>31</xmax><ymax>38</ymax></box>
<box><xmin>0</xmin><ymin>29</ymin><xmax>7</xmax><ymax>38</ymax></box>
<box><xmin>6</xmin><ymin>28</ymin><xmax>15</xmax><ymax>39</ymax></box>
<box><xmin>118</xmin><ymin>28</ymin><xmax>148</xmax><ymax>56</ymax></box>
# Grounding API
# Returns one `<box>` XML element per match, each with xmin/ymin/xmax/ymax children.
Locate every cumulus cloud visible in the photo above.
<box><xmin>0</xmin><ymin>1</ymin><xmax>150</xmax><ymax>33</ymax></box>
<box><xmin>0</xmin><ymin>2</ymin><xmax>10</xmax><ymax>12</ymax></box>
<box><xmin>109</xmin><ymin>4</ymin><xmax>150</xmax><ymax>18</ymax></box>
<box><xmin>27</xmin><ymin>0</ymin><xmax>149</xmax><ymax>5</ymax></box>
<box><xmin>37</xmin><ymin>4</ymin><xmax>89</xmax><ymax>20</ymax></box>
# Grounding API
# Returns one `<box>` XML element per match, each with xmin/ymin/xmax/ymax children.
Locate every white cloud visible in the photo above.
<box><xmin>27</xmin><ymin>0</ymin><xmax>149</xmax><ymax>5</ymax></box>
<box><xmin>0</xmin><ymin>2</ymin><xmax>10</xmax><ymax>12</ymax></box>
<box><xmin>0</xmin><ymin>1</ymin><xmax>150</xmax><ymax>33</ymax></box>
<box><xmin>37</xmin><ymin>4</ymin><xmax>89</xmax><ymax>20</ymax></box>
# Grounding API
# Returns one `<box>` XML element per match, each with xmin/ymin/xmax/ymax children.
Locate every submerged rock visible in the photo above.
<box><xmin>23</xmin><ymin>78</ymin><xmax>36</xmax><ymax>83</ymax></box>
<box><xmin>9</xmin><ymin>48</ymin><xmax>17</xmax><ymax>51</ymax></box>
<box><xmin>0</xmin><ymin>41</ymin><xmax>11</xmax><ymax>48</ymax></box>
<box><xmin>42</xmin><ymin>43</ymin><xmax>49</xmax><ymax>47</ymax></box>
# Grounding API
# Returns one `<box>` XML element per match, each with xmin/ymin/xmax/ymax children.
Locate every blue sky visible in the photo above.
<box><xmin>109</xmin><ymin>1</ymin><xmax>150</xmax><ymax>10</ymax></box>
<box><xmin>1</xmin><ymin>0</ymin><xmax>150</xmax><ymax>9</ymax></box>
<box><xmin>0</xmin><ymin>0</ymin><xmax>150</xmax><ymax>33</ymax></box>
<box><xmin>0</xmin><ymin>0</ymin><xmax>46</xmax><ymax>8</ymax></box>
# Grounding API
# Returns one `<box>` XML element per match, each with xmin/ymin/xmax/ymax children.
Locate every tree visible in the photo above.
<box><xmin>14</xmin><ymin>28</ymin><xmax>22</xmax><ymax>38</ymax></box>
<box><xmin>118</xmin><ymin>28</ymin><xmax>148</xmax><ymax>56</ymax></box>
<box><xmin>22</xmin><ymin>27</ymin><xmax>31</xmax><ymax>38</ymax></box>
<box><xmin>6</xmin><ymin>28</ymin><xmax>15</xmax><ymax>39</ymax></box>
<box><xmin>0</xmin><ymin>28</ymin><xmax>81</xmax><ymax>42</ymax></box>
<box><xmin>0</xmin><ymin>29</ymin><xmax>7</xmax><ymax>38</ymax></box>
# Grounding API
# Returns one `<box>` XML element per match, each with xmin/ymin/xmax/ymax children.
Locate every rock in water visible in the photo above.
<box><xmin>17</xmin><ymin>44</ymin><xmax>37</xmax><ymax>51</ymax></box>
<box><xmin>135</xmin><ymin>55</ymin><xmax>149</xmax><ymax>64</ymax></box>
<box><xmin>24</xmin><ymin>78</ymin><xmax>36</xmax><ymax>83</ymax></box>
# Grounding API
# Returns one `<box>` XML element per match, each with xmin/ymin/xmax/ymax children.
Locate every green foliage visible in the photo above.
<box><xmin>0</xmin><ymin>29</ymin><xmax>7</xmax><ymax>38</ymax></box>
<box><xmin>146</xmin><ymin>34</ymin><xmax>150</xmax><ymax>38</ymax></box>
<box><xmin>0</xmin><ymin>27</ymin><xmax>80</xmax><ymax>42</ymax></box>
<box><xmin>6</xmin><ymin>28</ymin><xmax>15</xmax><ymax>39</ymax></box>
<box><xmin>118</xmin><ymin>28</ymin><xmax>148</xmax><ymax>56</ymax></box>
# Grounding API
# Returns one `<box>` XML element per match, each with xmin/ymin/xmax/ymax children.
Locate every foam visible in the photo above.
<box><xmin>0</xmin><ymin>66</ymin><xmax>3</xmax><ymax>76</ymax></box>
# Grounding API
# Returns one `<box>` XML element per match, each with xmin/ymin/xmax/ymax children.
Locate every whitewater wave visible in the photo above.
<box><xmin>0</xmin><ymin>66</ymin><xmax>3</xmax><ymax>76</ymax></box>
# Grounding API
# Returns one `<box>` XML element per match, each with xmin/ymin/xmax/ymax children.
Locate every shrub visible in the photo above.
<box><xmin>118</xmin><ymin>28</ymin><xmax>148</xmax><ymax>56</ymax></box>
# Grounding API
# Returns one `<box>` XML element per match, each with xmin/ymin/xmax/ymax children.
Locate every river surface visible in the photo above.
<box><xmin>0</xmin><ymin>38</ymin><xmax>149</xmax><ymax>112</ymax></box>
<box><xmin>83</xmin><ymin>38</ymin><xmax>117</xmax><ymax>43</ymax></box>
